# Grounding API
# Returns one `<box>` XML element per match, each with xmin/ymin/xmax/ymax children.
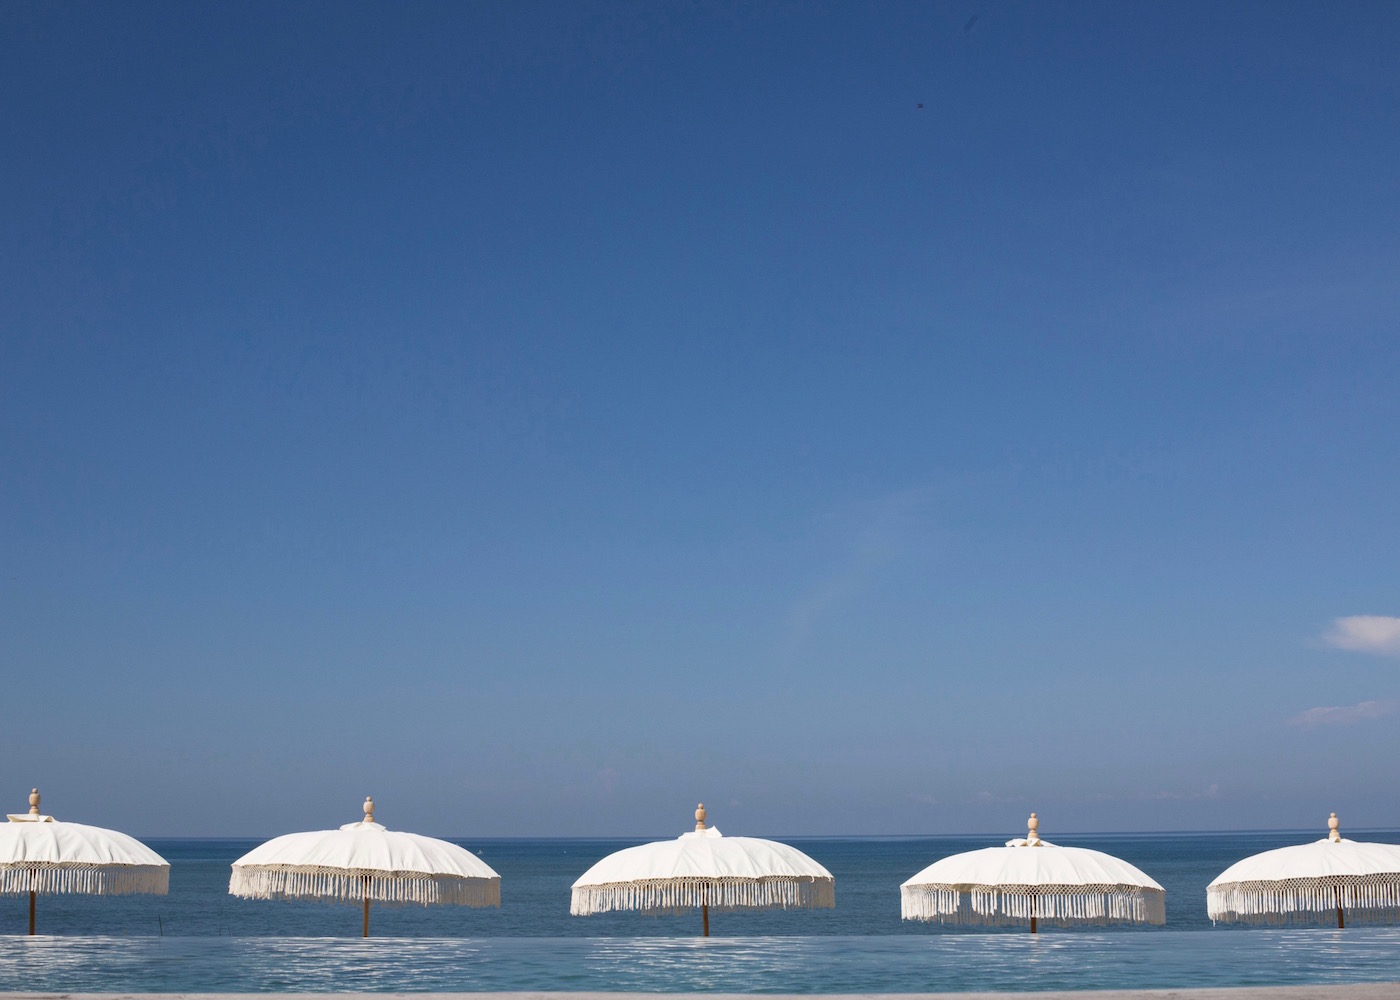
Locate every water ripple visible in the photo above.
<box><xmin>2</xmin><ymin>931</ymin><xmax>1399</xmax><ymax>993</ymax></box>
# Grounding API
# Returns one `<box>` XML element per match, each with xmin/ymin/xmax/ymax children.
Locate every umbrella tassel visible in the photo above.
<box><xmin>901</xmin><ymin>883</ymin><xmax>1165</xmax><ymax>928</ymax></box>
<box><xmin>0</xmin><ymin>863</ymin><xmax>168</xmax><ymax>897</ymax></box>
<box><xmin>570</xmin><ymin>875</ymin><xmax>833</xmax><ymax>916</ymax></box>
<box><xmin>229</xmin><ymin>866</ymin><xmax>500</xmax><ymax>907</ymax></box>
<box><xmin>1208</xmin><ymin>874</ymin><xmax>1400</xmax><ymax>925</ymax></box>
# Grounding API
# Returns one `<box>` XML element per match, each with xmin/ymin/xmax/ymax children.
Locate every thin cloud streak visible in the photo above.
<box><xmin>1323</xmin><ymin>615</ymin><xmax>1400</xmax><ymax>658</ymax></box>
<box><xmin>779</xmin><ymin>485</ymin><xmax>941</xmax><ymax>662</ymax></box>
<box><xmin>1142</xmin><ymin>784</ymin><xmax>1222</xmax><ymax>802</ymax></box>
<box><xmin>1288</xmin><ymin>700</ymin><xmax>1398</xmax><ymax>729</ymax></box>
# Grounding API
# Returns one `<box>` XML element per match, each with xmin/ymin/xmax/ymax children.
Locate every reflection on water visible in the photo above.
<box><xmin>2</xmin><ymin>931</ymin><xmax>1399</xmax><ymax>993</ymax></box>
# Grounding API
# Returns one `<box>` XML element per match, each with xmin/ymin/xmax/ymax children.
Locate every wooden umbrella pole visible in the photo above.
<box><xmin>1328</xmin><ymin>815</ymin><xmax>1345</xmax><ymax>928</ymax></box>
<box><xmin>363</xmin><ymin>874</ymin><xmax>371</xmax><ymax>938</ymax></box>
<box><xmin>361</xmin><ymin>800</ymin><xmax>375</xmax><ymax>938</ymax></box>
<box><xmin>24</xmin><ymin>791</ymin><xmax>42</xmax><ymax>935</ymax></box>
<box><xmin>362</xmin><ymin>801</ymin><xmax>375</xmax><ymax>938</ymax></box>
<box><xmin>696</xmin><ymin>805</ymin><xmax>710</xmax><ymax>938</ymax></box>
<box><xmin>28</xmin><ymin>821</ymin><xmax>37</xmax><ymax>935</ymax></box>
<box><xmin>1027</xmin><ymin>815</ymin><xmax>1041</xmax><ymax>935</ymax></box>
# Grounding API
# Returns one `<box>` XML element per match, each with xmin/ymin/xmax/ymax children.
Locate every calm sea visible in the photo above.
<box><xmin>2</xmin><ymin>831</ymin><xmax>1398</xmax><ymax>992</ymax></box>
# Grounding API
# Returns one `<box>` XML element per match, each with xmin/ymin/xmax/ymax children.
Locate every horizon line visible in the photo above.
<box><xmin>140</xmin><ymin>825</ymin><xmax>1400</xmax><ymax>842</ymax></box>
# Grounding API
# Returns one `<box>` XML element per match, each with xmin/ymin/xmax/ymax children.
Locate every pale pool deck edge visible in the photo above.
<box><xmin>5</xmin><ymin>988</ymin><xmax>1400</xmax><ymax>1000</ymax></box>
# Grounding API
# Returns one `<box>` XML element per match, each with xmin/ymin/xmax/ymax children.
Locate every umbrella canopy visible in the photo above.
<box><xmin>0</xmin><ymin>788</ymin><xmax>169</xmax><ymax>934</ymax></box>
<box><xmin>901</xmin><ymin>813</ymin><xmax>1165</xmax><ymax>932</ymax></box>
<box><xmin>571</xmin><ymin>803</ymin><xmax>833</xmax><ymax>935</ymax></box>
<box><xmin>1207</xmin><ymin>813</ymin><xmax>1400</xmax><ymax>927</ymax></box>
<box><xmin>229</xmin><ymin>796</ymin><xmax>500</xmax><ymax>936</ymax></box>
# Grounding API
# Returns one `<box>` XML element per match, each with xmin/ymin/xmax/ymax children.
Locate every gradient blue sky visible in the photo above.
<box><xmin>3</xmin><ymin>1</ymin><xmax>1398</xmax><ymax>838</ymax></box>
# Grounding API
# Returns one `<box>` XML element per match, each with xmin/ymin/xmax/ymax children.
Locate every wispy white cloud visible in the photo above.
<box><xmin>970</xmin><ymin>790</ymin><xmax>1028</xmax><ymax>805</ymax></box>
<box><xmin>1323</xmin><ymin>615</ymin><xmax>1400</xmax><ymax>658</ymax></box>
<box><xmin>1142</xmin><ymin>784</ymin><xmax>1221</xmax><ymax>801</ymax></box>
<box><xmin>1288</xmin><ymin>700</ymin><xmax>1398</xmax><ymax>729</ymax></box>
<box><xmin>780</xmin><ymin>485</ymin><xmax>942</xmax><ymax>660</ymax></box>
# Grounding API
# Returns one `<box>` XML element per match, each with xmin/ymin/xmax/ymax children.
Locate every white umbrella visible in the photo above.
<box><xmin>901</xmin><ymin>813</ymin><xmax>1165</xmax><ymax>933</ymax></box>
<box><xmin>229</xmin><ymin>796</ymin><xmax>500</xmax><ymax>936</ymax></box>
<box><xmin>1207</xmin><ymin>813</ymin><xmax>1400</xmax><ymax>927</ymax></box>
<box><xmin>570</xmin><ymin>803</ymin><xmax>834</xmax><ymax>936</ymax></box>
<box><xmin>0</xmin><ymin>788</ymin><xmax>169</xmax><ymax>935</ymax></box>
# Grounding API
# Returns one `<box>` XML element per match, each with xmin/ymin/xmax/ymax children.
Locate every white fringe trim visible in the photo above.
<box><xmin>1208</xmin><ymin>874</ymin><xmax>1400</xmax><ymax>925</ymax></box>
<box><xmin>900</xmin><ymin>883</ymin><xmax>1165</xmax><ymax>927</ymax></box>
<box><xmin>571</xmin><ymin>876</ymin><xmax>835</xmax><ymax>916</ymax></box>
<box><xmin>0</xmin><ymin>863</ymin><xmax>168</xmax><ymax>896</ymax></box>
<box><xmin>228</xmin><ymin>865</ymin><xmax>500</xmax><ymax>907</ymax></box>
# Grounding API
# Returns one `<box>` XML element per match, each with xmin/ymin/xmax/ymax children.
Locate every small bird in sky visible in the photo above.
<box><xmin>916</xmin><ymin>102</ymin><xmax>925</xmax><ymax>109</ymax></box>
<box><xmin>964</xmin><ymin>14</ymin><xmax>980</xmax><ymax>33</ymax></box>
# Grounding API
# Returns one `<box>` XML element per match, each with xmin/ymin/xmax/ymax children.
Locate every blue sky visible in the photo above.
<box><xmin>2</xmin><ymin>1</ymin><xmax>1398</xmax><ymax>838</ymax></box>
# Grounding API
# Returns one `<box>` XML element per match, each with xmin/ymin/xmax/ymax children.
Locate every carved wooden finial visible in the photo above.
<box><xmin>29</xmin><ymin>789</ymin><xmax>40</xmax><ymax>816</ymax></box>
<box><xmin>1027</xmin><ymin>812</ymin><xmax>1041</xmax><ymax>845</ymax></box>
<box><xmin>695</xmin><ymin>803</ymin><xmax>707</xmax><ymax>830</ymax></box>
<box><xmin>363</xmin><ymin>796</ymin><xmax>375</xmax><ymax>824</ymax></box>
<box><xmin>1328</xmin><ymin>811</ymin><xmax>1341</xmax><ymax>842</ymax></box>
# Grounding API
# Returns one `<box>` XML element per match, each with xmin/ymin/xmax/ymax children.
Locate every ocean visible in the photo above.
<box><xmin>2</xmin><ymin>831</ymin><xmax>1398</xmax><ymax>992</ymax></box>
